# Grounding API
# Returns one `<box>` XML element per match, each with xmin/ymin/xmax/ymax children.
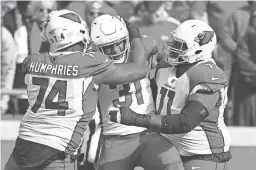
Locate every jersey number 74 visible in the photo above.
<box><xmin>31</xmin><ymin>77</ymin><xmax>68</xmax><ymax>116</ymax></box>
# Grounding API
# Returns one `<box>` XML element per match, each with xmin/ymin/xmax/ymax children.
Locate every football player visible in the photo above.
<box><xmin>89</xmin><ymin>14</ymin><xmax>184</xmax><ymax>170</ymax></box>
<box><xmin>4</xmin><ymin>9</ymin><xmax>148</xmax><ymax>170</ymax></box>
<box><xmin>110</xmin><ymin>20</ymin><xmax>232</xmax><ymax>170</ymax></box>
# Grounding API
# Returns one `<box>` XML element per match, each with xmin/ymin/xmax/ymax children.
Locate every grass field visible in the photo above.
<box><xmin>1</xmin><ymin>115</ymin><xmax>256</xmax><ymax>170</ymax></box>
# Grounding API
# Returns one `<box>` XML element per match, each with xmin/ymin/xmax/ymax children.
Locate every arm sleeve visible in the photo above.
<box><xmin>118</xmin><ymin>91</ymin><xmax>219</xmax><ymax>134</ymax></box>
<box><xmin>94</xmin><ymin>38</ymin><xmax>147</xmax><ymax>85</ymax></box>
<box><xmin>127</xmin><ymin>91</ymin><xmax>219</xmax><ymax>134</ymax></box>
<box><xmin>160</xmin><ymin>91</ymin><xmax>220</xmax><ymax>134</ymax></box>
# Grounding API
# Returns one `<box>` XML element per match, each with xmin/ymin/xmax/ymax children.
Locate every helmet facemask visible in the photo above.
<box><xmin>98</xmin><ymin>36</ymin><xmax>130</xmax><ymax>63</ymax></box>
<box><xmin>162</xmin><ymin>33</ymin><xmax>188</xmax><ymax>66</ymax></box>
<box><xmin>163</xmin><ymin>20</ymin><xmax>217</xmax><ymax>66</ymax></box>
<box><xmin>91</xmin><ymin>15</ymin><xmax>130</xmax><ymax>63</ymax></box>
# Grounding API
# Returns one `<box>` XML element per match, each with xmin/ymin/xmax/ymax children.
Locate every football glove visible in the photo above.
<box><xmin>108</xmin><ymin>105</ymin><xmax>121</xmax><ymax>124</ymax></box>
<box><xmin>108</xmin><ymin>106</ymin><xmax>150</xmax><ymax>127</ymax></box>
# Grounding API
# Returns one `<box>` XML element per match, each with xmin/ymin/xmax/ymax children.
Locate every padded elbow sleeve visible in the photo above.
<box><xmin>161</xmin><ymin>101</ymin><xmax>205</xmax><ymax>134</ymax></box>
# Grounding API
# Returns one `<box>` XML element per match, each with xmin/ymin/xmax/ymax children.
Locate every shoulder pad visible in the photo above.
<box><xmin>71</xmin><ymin>51</ymin><xmax>108</xmax><ymax>64</ymax></box>
<box><xmin>23</xmin><ymin>51</ymin><xmax>113</xmax><ymax>78</ymax></box>
<box><xmin>22</xmin><ymin>52</ymin><xmax>49</xmax><ymax>74</ymax></box>
<box><xmin>141</xmin><ymin>35</ymin><xmax>158</xmax><ymax>57</ymax></box>
<box><xmin>53</xmin><ymin>51</ymin><xmax>112</xmax><ymax>78</ymax></box>
<box><xmin>79</xmin><ymin>51</ymin><xmax>113</xmax><ymax>77</ymax></box>
<box><xmin>187</xmin><ymin>61</ymin><xmax>228</xmax><ymax>93</ymax></box>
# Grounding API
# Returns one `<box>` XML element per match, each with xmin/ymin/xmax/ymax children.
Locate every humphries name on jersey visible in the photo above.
<box><xmin>28</xmin><ymin>62</ymin><xmax>78</xmax><ymax>76</ymax></box>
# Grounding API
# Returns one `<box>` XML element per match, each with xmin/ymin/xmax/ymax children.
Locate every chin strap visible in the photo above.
<box><xmin>83</xmin><ymin>41</ymin><xmax>92</xmax><ymax>53</ymax></box>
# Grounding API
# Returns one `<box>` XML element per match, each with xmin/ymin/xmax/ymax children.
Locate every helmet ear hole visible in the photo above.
<box><xmin>195</xmin><ymin>50</ymin><xmax>202</xmax><ymax>54</ymax></box>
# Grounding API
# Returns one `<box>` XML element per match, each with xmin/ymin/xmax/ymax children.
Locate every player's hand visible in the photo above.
<box><xmin>41</xmin><ymin>21</ymin><xmax>49</xmax><ymax>42</ymax></box>
<box><xmin>121</xmin><ymin>17</ymin><xmax>141</xmax><ymax>41</ymax></box>
<box><xmin>40</xmin><ymin>10</ymin><xmax>58</xmax><ymax>43</ymax></box>
<box><xmin>108</xmin><ymin>106</ymin><xmax>138</xmax><ymax>126</ymax></box>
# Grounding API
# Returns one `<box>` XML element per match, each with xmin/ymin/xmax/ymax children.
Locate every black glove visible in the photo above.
<box><xmin>109</xmin><ymin>107</ymin><xmax>150</xmax><ymax>127</ymax></box>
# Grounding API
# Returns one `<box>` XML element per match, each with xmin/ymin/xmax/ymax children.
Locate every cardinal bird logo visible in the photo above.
<box><xmin>194</xmin><ymin>31</ymin><xmax>214</xmax><ymax>46</ymax></box>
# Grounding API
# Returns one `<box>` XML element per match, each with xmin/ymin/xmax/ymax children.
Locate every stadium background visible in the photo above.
<box><xmin>1</xmin><ymin>1</ymin><xmax>256</xmax><ymax>169</ymax></box>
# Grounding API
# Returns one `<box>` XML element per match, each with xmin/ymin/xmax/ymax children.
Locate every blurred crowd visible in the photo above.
<box><xmin>1</xmin><ymin>0</ymin><xmax>256</xmax><ymax>126</ymax></box>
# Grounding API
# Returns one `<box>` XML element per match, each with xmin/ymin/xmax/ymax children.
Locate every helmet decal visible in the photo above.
<box><xmin>43</xmin><ymin>10</ymin><xmax>90</xmax><ymax>52</ymax></box>
<box><xmin>194</xmin><ymin>31</ymin><xmax>214</xmax><ymax>46</ymax></box>
<box><xmin>162</xmin><ymin>20</ymin><xmax>217</xmax><ymax>66</ymax></box>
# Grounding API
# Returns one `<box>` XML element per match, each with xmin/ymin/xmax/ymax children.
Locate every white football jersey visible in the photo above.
<box><xmin>155</xmin><ymin>59</ymin><xmax>231</xmax><ymax>156</ymax></box>
<box><xmin>19</xmin><ymin>51</ymin><xmax>113</xmax><ymax>155</ymax></box>
<box><xmin>99</xmin><ymin>36</ymin><xmax>157</xmax><ymax>136</ymax></box>
<box><xmin>99</xmin><ymin>77</ymin><xmax>155</xmax><ymax>135</ymax></box>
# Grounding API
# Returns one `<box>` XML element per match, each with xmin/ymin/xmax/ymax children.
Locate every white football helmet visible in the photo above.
<box><xmin>44</xmin><ymin>9</ymin><xmax>90</xmax><ymax>52</ymax></box>
<box><xmin>162</xmin><ymin>19</ymin><xmax>217</xmax><ymax>66</ymax></box>
<box><xmin>91</xmin><ymin>15</ymin><xmax>130</xmax><ymax>63</ymax></box>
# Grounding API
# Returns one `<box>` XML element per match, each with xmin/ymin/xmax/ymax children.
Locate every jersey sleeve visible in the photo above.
<box><xmin>187</xmin><ymin>61</ymin><xmax>228</xmax><ymax>93</ymax></box>
<box><xmin>22</xmin><ymin>54</ymin><xmax>32</xmax><ymax>75</ymax></box>
<box><xmin>187</xmin><ymin>84</ymin><xmax>220</xmax><ymax>116</ymax></box>
<box><xmin>78</xmin><ymin>52</ymin><xmax>114</xmax><ymax>77</ymax></box>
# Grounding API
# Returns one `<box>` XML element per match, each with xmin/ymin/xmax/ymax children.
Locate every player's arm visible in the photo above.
<box><xmin>94</xmin><ymin>38</ymin><xmax>147</xmax><ymax>85</ymax></box>
<box><xmin>39</xmin><ymin>42</ymin><xmax>50</xmax><ymax>53</ymax></box>
<box><xmin>126</xmin><ymin>19</ymin><xmax>147</xmax><ymax>65</ymax></box>
<box><xmin>94</xmin><ymin>20</ymin><xmax>148</xmax><ymax>85</ymax></box>
<box><xmin>22</xmin><ymin>55</ymin><xmax>32</xmax><ymax>76</ymax></box>
<box><xmin>141</xmin><ymin>35</ymin><xmax>159</xmax><ymax>80</ymax></box>
<box><xmin>110</xmin><ymin>84</ymin><xmax>220</xmax><ymax>134</ymax></box>
<box><xmin>147</xmin><ymin>89</ymin><xmax>220</xmax><ymax>134</ymax></box>
<box><xmin>39</xmin><ymin>20</ymin><xmax>51</xmax><ymax>53</ymax></box>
